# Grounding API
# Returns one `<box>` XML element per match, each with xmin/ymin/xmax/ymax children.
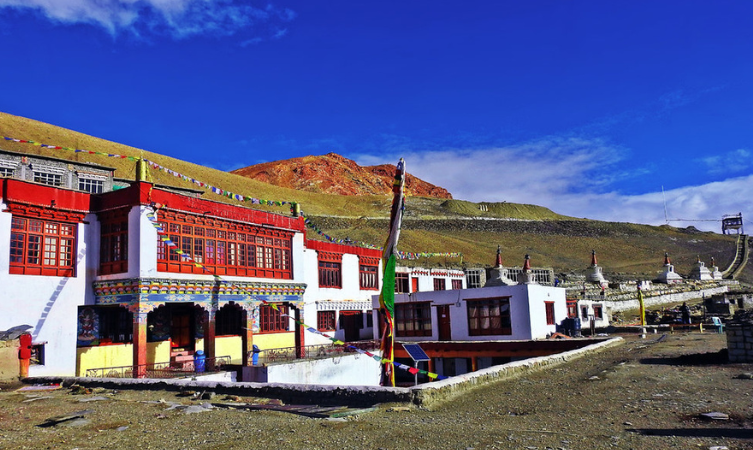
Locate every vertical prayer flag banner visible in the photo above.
<box><xmin>379</xmin><ymin>158</ymin><xmax>406</xmax><ymax>387</ymax></box>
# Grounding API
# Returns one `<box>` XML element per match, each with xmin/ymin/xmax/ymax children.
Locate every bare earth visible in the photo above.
<box><xmin>1</xmin><ymin>332</ymin><xmax>752</xmax><ymax>450</ymax></box>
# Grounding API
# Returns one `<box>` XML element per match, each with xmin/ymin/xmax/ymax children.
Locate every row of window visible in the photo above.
<box><xmin>0</xmin><ymin>168</ymin><xmax>105</xmax><ymax>193</ymax></box>
<box><xmin>394</xmin><ymin>273</ymin><xmax>464</xmax><ymax>293</ymax></box>
<box><xmin>315</xmin><ymin>310</ymin><xmax>373</xmax><ymax>332</ymax></box>
<box><xmin>10</xmin><ymin>217</ymin><xmax>76</xmax><ymax>276</ymax></box>
<box><xmin>317</xmin><ymin>260</ymin><xmax>379</xmax><ymax>290</ymax></box>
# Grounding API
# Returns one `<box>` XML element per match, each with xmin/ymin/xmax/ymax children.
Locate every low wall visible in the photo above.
<box><xmin>605</xmin><ymin>286</ymin><xmax>729</xmax><ymax>312</ymax></box>
<box><xmin>0</xmin><ymin>339</ymin><xmax>19</xmax><ymax>380</ymax></box>
<box><xmin>266</xmin><ymin>352</ymin><xmax>380</xmax><ymax>386</ymax></box>
<box><xmin>25</xmin><ymin>337</ymin><xmax>622</xmax><ymax>408</ymax></box>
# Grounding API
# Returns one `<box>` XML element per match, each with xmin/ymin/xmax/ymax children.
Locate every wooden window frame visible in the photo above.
<box><xmin>216</xmin><ymin>305</ymin><xmax>243</xmax><ymax>336</ymax></box>
<box><xmin>395</xmin><ymin>302</ymin><xmax>432</xmax><ymax>337</ymax></box>
<box><xmin>593</xmin><ymin>304</ymin><xmax>604</xmax><ymax>320</ymax></box>
<box><xmin>317</xmin><ymin>311</ymin><xmax>336</xmax><ymax>331</ymax></box>
<box><xmin>451</xmin><ymin>279</ymin><xmax>463</xmax><ymax>290</ymax></box>
<box><xmin>359</xmin><ymin>264</ymin><xmax>378</xmax><ymax>290</ymax></box>
<box><xmin>10</xmin><ymin>216</ymin><xmax>77</xmax><ymax>277</ymax></box>
<box><xmin>395</xmin><ymin>272</ymin><xmax>409</xmax><ymax>293</ymax></box>
<box><xmin>433</xmin><ymin>278</ymin><xmax>446</xmax><ymax>291</ymax></box>
<box><xmin>99</xmin><ymin>209</ymin><xmax>129</xmax><ymax>275</ymax></box>
<box><xmin>156</xmin><ymin>211</ymin><xmax>294</xmax><ymax>279</ymax></box>
<box><xmin>467</xmin><ymin>297</ymin><xmax>512</xmax><ymax>336</ymax></box>
<box><xmin>259</xmin><ymin>304</ymin><xmax>290</xmax><ymax>333</ymax></box>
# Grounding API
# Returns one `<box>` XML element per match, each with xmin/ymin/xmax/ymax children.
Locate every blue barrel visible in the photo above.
<box><xmin>252</xmin><ymin>344</ymin><xmax>260</xmax><ymax>366</ymax></box>
<box><xmin>572</xmin><ymin>317</ymin><xmax>582</xmax><ymax>333</ymax></box>
<box><xmin>194</xmin><ymin>350</ymin><xmax>206</xmax><ymax>373</ymax></box>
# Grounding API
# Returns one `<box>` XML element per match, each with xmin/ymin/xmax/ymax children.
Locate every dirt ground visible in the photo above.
<box><xmin>1</xmin><ymin>332</ymin><xmax>752</xmax><ymax>450</ymax></box>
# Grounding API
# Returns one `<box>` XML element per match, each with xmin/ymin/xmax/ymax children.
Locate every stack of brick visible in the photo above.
<box><xmin>727</xmin><ymin>309</ymin><xmax>753</xmax><ymax>363</ymax></box>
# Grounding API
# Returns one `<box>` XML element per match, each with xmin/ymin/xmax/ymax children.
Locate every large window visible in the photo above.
<box><xmin>99</xmin><ymin>210</ymin><xmax>128</xmax><ymax>275</ymax></box>
<box><xmin>259</xmin><ymin>304</ymin><xmax>289</xmax><ymax>333</ymax></box>
<box><xmin>0</xmin><ymin>167</ymin><xmax>13</xmax><ymax>177</ymax></box>
<box><xmin>359</xmin><ymin>256</ymin><xmax>379</xmax><ymax>290</ymax></box>
<box><xmin>78</xmin><ymin>177</ymin><xmax>104</xmax><ymax>194</ymax></box>
<box><xmin>319</xmin><ymin>261</ymin><xmax>342</xmax><ymax>288</ymax></box>
<box><xmin>545</xmin><ymin>301</ymin><xmax>555</xmax><ymax>325</ymax></box>
<box><xmin>451</xmin><ymin>279</ymin><xmax>463</xmax><ymax>290</ymax></box>
<box><xmin>10</xmin><ymin>217</ymin><xmax>76</xmax><ymax>276</ymax></box>
<box><xmin>33</xmin><ymin>171</ymin><xmax>62</xmax><ymax>187</ymax></box>
<box><xmin>395</xmin><ymin>302</ymin><xmax>432</xmax><ymax>337</ymax></box>
<box><xmin>317</xmin><ymin>311</ymin><xmax>336</xmax><ymax>331</ymax></box>
<box><xmin>433</xmin><ymin>278</ymin><xmax>446</xmax><ymax>291</ymax></box>
<box><xmin>395</xmin><ymin>272</ymin><xmax>409</xmax><ymax>293</ymax></box>
<box><xmin>156</xmin><ymin>211</ymin><xmax>293</xmax><ymax>279</ymax></box>
<box><xmin>467</xmin><ymin>297</ymin><xmax>511</xmax><ymax>336</ymax></box>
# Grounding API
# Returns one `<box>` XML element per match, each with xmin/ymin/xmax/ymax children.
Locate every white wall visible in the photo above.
<box><xmin>373</xmin><ymin>284</ymin><xmax>567</xmax><ymax>341</ymax></box>
<box><xmin>0</xmin><ymin>201</ymin><xmax>95</xmax><ymax>376</ymax></box>
<box><xmin>266</xmin><ymin>352</ymin><xmax>381</xmax><ymax>386</ymax></box>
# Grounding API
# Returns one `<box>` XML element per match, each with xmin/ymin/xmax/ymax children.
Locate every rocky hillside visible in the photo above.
<box><xmin>231</xmin><ymin>153</ymin><xmax>452</xmax><ymax>198</ymax></box>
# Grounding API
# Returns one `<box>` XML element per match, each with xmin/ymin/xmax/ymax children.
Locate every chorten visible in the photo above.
<box><xmin>586</xmin><ymin>249</ymin><xmax>608</xmax><ymax>285</ymax></box>
<box><xmin>656</xmin><ymin>252</ymin><xmax>683</xmax><ymax>284</ymax></box>
<box><xmin>688</xmin><ymin>256</ymin><xmax>713</xmax><ymax>281</ymax></box>
<box><xmin>519</xmin><ymin>254</ymin><xmax>537</xmax><ymax>284</ymax></box>
<box><xmin>709</xmin><ymin>256</ymin><xmax>723</xmax><ymax>280</ymax></box>
<box><xmin>485</xmin><ymin>245</ymin><xmax>517</xmax><ymax>286</ymax></box>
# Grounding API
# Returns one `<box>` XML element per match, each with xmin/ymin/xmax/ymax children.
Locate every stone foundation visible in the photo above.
<box><xmin>727</xmin><ymin>310</ymin><xmax>753</xmax><ymax>363</ymax></box>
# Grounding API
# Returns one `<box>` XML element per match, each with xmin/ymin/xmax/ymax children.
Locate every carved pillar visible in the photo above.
<box><xmin>204</xmin><ymin>307</ymin><xmax>216</xmax><ymax>370</ymax></box>
<box><xmin>294</xmin><ymin>305</ymin><xmax>305</xmax><ymax>359</ymax></box>
<box><xmin>241</xmin><ymin>304</ymin><xmax>255</xmax><ymax>366</ymax></box>
<box><xmin>131</xmin><ymin>305</ymin><xmax>149</xmax><ymax>379</ymax></box>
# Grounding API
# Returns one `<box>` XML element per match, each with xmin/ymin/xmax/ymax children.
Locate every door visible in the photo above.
<box><xmin>171</xmin><ymin>307</ymin><xmax>193</xmax><ymax>349</ymax></box>
<box><xmin>340</xmin><ymin>311</ymin><xmax>362</xmax><ymax>342</ymax></box>
<box><xmin>438</xmin><ymin>305</ymin><xmax>452</xmax><ymax>341</ymax></box>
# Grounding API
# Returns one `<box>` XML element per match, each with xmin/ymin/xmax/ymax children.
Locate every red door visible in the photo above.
<box><xmin>438</xmin><ymin>305</ymin><xmax>451</xmax><ymax>341</ymax></box>
<box><xmin>411</xmin><ymin>277</ymin><xmax>419</xmax><ymax>293</ymax></box>
<box><xmin>171</xmin><ymin>309</ymin><xmax>193</xmax><ymax>349</ymax></box>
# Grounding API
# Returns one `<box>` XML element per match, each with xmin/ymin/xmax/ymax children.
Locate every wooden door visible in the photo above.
<box><xmin>171</xmin><ymin>309</ymin><xmax>193</xmax><ymax>349</ymax></box>
<box><xmin>438</xmin><ymin>305</ymin><xmax>452</xmax><ymax>341</ymax></box>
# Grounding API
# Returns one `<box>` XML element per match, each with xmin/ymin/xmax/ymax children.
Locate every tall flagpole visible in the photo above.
<box><xmin>379</xmin><ymin>158</ymin><xmax>406</xmax><ymax>387</ymax></box>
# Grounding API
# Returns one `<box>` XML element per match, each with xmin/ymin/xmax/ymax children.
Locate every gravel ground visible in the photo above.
<box><xmin>1</xmin><ymin>332</ymin><xmax>752</xmax><ymax>450</ymax></box>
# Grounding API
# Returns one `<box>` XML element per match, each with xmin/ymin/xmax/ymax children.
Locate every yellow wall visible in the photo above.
<box><xmin>76</xmin><ymin>341</ymin><xmax>171</xmax><ymax>376</ymax></box>
<box><xmin>215</xmin><ymin>336</ymin><xmax>242</xmax><ymax>364</ymax></box>
<box><xmin>253</xmin><ymin>332</ymin><xmax>295</xmax><ymax>351</ymax></box>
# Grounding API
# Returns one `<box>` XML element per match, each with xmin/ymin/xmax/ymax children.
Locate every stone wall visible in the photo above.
<box><xmin>727</xmin><ymin>310</ymin><xmax>753</xmax><ymax>363</ymax></box>
<box><xmin>0</xmin><ymin>339</ymin><xmax>19</xmax><ymax>380</ymax></box>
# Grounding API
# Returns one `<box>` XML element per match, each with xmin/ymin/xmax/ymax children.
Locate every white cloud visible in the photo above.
<box><xmin>352</xmin><ymin>139</ymin><xmax>750</xmax><ymax>233</ymax></box>
<box><xmin>0</xmin><ymin>0</ymin><xmax>295</xmax><ymax>39</ymax></box>
<box><xmin>700</xmin><ymin>148</ymin><xmax>751</xmax><ymax>175</ymax></box>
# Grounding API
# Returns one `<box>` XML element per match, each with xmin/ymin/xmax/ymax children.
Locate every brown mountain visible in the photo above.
<box><xmin>231</xmin><ymin>153</ymin><xmax>453</xmax><ymax>198</ymax></box>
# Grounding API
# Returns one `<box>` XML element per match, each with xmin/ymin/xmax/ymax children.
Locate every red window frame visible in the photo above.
<box><xmin>358</xmin><ymin>261</ymin><xmax>379</xmax><ymax>291</ymax></box>
<box><xmin>99</xmin><ymin>209</ymin><xmax>129</xmax><ymax>275</ymax></box>
<box><xmin>545</xmin><ymin>301</ymin><xmax>555</xmax><ymax>325</ymax></box>
<box><xmin>395</xmin><ymin>272</ymin><xmax>409</xmax><ymax>293</ymax></box>
<box><xmin>318</xmin><ymin>251</ymin><xmax>342</xmax><ymax>288</ymax></box>
<box><xmin>593</xmin><ymin>304</ymin><xmax>603</xmax><ymax>320</ymax></box>
<box><xmin>317</xmin><ymin>311</ymin><xmax>336</xmax><ymax>331</ymax></box>
<box><xmin>10</xmin><ymin>216</ymin><xmax>77</xmax><ymax>276</ymax></box>
<box><xmin>259</xmin><ymin>304</ymin><xmax>290</xmax><ymax>333</ymax></box>
<box><xmin>395</xmin><ymin>302</ymin><xmax>432</xmax><ymax>337</ymax></box>
<box><xmin>467</xmin><ymin>297</ymin><xmax>512</xmax><ymax>336</ymax></box>
<box><xmin>451</xmin><ymin>279</ymin><xmax>463</xmax><ymax>290</ymax></box>
<box><xmin>156</xmin><ymin>211</ymin><xmax>293</xmax><ymax>279</ymax></box>
<box><xmin>433</xmin><ymin>278</ymin><xmax>446</xmax><ymax>291</ymax></box>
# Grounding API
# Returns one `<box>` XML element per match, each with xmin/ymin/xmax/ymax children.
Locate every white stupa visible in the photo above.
<box><xmin>586</xmin><ymin>249</ymin><xmax>608</xmax><ymax>285</ymax></box>
<box><xmin>689</xmin><ymin>256</ymin><xmax>713</xmax><ymax>281</ymax></box>
<box><xmin>485</xmin><ymin>245</ymin><xmax>517</xmax><ymax>286</ymax></box>
<box><xmin>710</xmin><ymin>257</ymin><xmax>723</xmax><ymax>280</ymax></box>
<box><xmin>656</xmin><ymin>252</ymin><xmax>683</xmax><ymax>284</ymax></box>
<box><xmin>519</xmin><ymin>254</ymin><xmax>537</xmax><ymax>285</ymax></box>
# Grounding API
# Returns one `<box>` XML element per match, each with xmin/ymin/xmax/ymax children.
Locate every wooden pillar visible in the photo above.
<box><xmin>471</xmin><ymin>356</ymin><xmax>478</xmax><ymax>372</ymax></box>
<box><xmin>204</xmin><ymin>308</ymin><xmax>216</xmax><ymax>370</ymax></box>
<box><xmin>242</xmin><ymin>307</ymin><xmax>254</xmax><ymax>366</ymax></box>
<box><xmin>428</xmin><ymin>358</ymin><xmax>435</xmax><ymax>375</ymax></box>
<box><xmin>294</xmin><ymin>306</ymin><xmax>305</xmax><ymax>359</ymax></box>
<box><xmin>132</xmin><ymin>309</ymin><xmax>148</xmax><ymax>378</ymax></box>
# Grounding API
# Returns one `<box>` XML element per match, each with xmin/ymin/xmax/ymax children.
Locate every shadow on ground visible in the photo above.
<box><xmin>640</xmin><ymin>349</ymin><xmax>729</xmax><ymax>366</ymax></box>
<box><xmin>629</xmin><ymin>428</ymin><xmax>753</xmax><ymax>439</ymax></box>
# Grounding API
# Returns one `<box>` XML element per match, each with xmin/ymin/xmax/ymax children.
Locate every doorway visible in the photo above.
<box><xmin>339</xmin><ymin>311</ymin><xmax>362</xmax><ymax>342</ymax></box>
<box><xmin>170</xmin><ymin>305</ymin><xmax>194</xmax><ymax>350</ymax></box>
<box><xmin>437</xmin><ymin>305</ymin><xmax>452</xmax><ymax>341</ymax></box>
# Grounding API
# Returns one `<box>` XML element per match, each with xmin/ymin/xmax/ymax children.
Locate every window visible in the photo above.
<box><xmin>259</xmin><ymin>304</ymin><xmax>289</xmax><ymax>333</ymax></box>
<box><xmin>156</xmin><ymin>211</ymin><xmax>293</xmax><ymax>279</ymax></box>
<box><xmin>567</xmin><ymin>300</ymin><xmax>577</xmax><ymax>318</ymax></box>
<box><xmin>317</xmin><ymin>311</ymin><xmax>336</xmax><ymax>331</ymax></box>
<box><xmin>30</xmin><ymin>344</ymin><xmax>45</xmax><ymax>365</ymax></box>
<box><xmin>395</xmin><ymin>273</ymin><xmax>409</xmax><ymax>293</ymax></box>
<box><xmin>545</xmin><ymin>301</ymin><xmax>555</xmax><ymax>325</ymax></box>
<box><xmin>319</xmin><ymin>261</ymin><xmax>342</xmax><ymax>288</ymax></box>
<box><xmin>395</xmin><ymin>302</ymin><xmax>432</xmax><ymax>337</ymax></box>
<box><xmin>593</xmin><ymin>304</ymin><xmax>603</xmax><ymax>320</ymax></box>
<box><xmin>98</xmin><ymin>307</ymin><xmax>133</xmax><ymax>344</ymax></box>
<box><xmin>216</xmin><ymin>305</ymin><xmax>242</xmax><ymax>336</ymax></box>
<box><xmin>581</xmin><ymin>306</ymin><xmax>589</xmax><ymax>320</ymax></box>
<box><xmin>99</xmin><ymin>210</ymin><xmax>128</xmax><ymax>274</ymax></box>
<box><xmin>359</xmin><ymin>256</ymin><xmax>379</xmax><ymax>290</ymax></box>
<box><xmin>10</xmin><ymin>217</ymin><xmax>76</xmax><ymax>276</ymax></box>
<box><xmin>451</xmin><ymin>279</ymin><xmax>463</xmax><ymax>290</ymax></box>
<box><xmin>33</xmin><ymin>171</ymin><xmax>62</xmax><ymax>187</ymax></box>
<box><xmin>78</xmin><ymin>178</ymin><xmax>104</xmax><ymax>194</ymax></box>
<box><xmin>433</xmin><ymin>278</ymin><xmax>446</xmax><ymax>291</ymax></box>
<box><xmin>0</xmin><ymin>167</ymin><xmax>13</xmax><ymax>177</ymax></box>
<box><xmin>466</xmin><ymin>269</ymin><xmax>482</xmax><ymax>289</ymax></box>
<box><xmin>467</xmin><ymin>297</ymin><xmax>511</xmax><ymax>336</ymax></box>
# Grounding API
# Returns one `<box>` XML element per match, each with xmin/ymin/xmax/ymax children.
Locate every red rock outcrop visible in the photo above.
<box><xmin>231</xmin><ymin>153</ymin><xmax>452</xmax><ymax>198</ymax></box>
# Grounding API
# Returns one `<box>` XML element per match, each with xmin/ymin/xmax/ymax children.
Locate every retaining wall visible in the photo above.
<box><xmin>25</xmin><ymin>337</ymin><xmax>622</xmax><ymax>408</ymax></box>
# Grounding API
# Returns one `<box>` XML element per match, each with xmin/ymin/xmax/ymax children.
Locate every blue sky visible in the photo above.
<box><xmin>1</xmin><ymin>1</ymin><xmax>751</xmax><ymax>232</ymax></box>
